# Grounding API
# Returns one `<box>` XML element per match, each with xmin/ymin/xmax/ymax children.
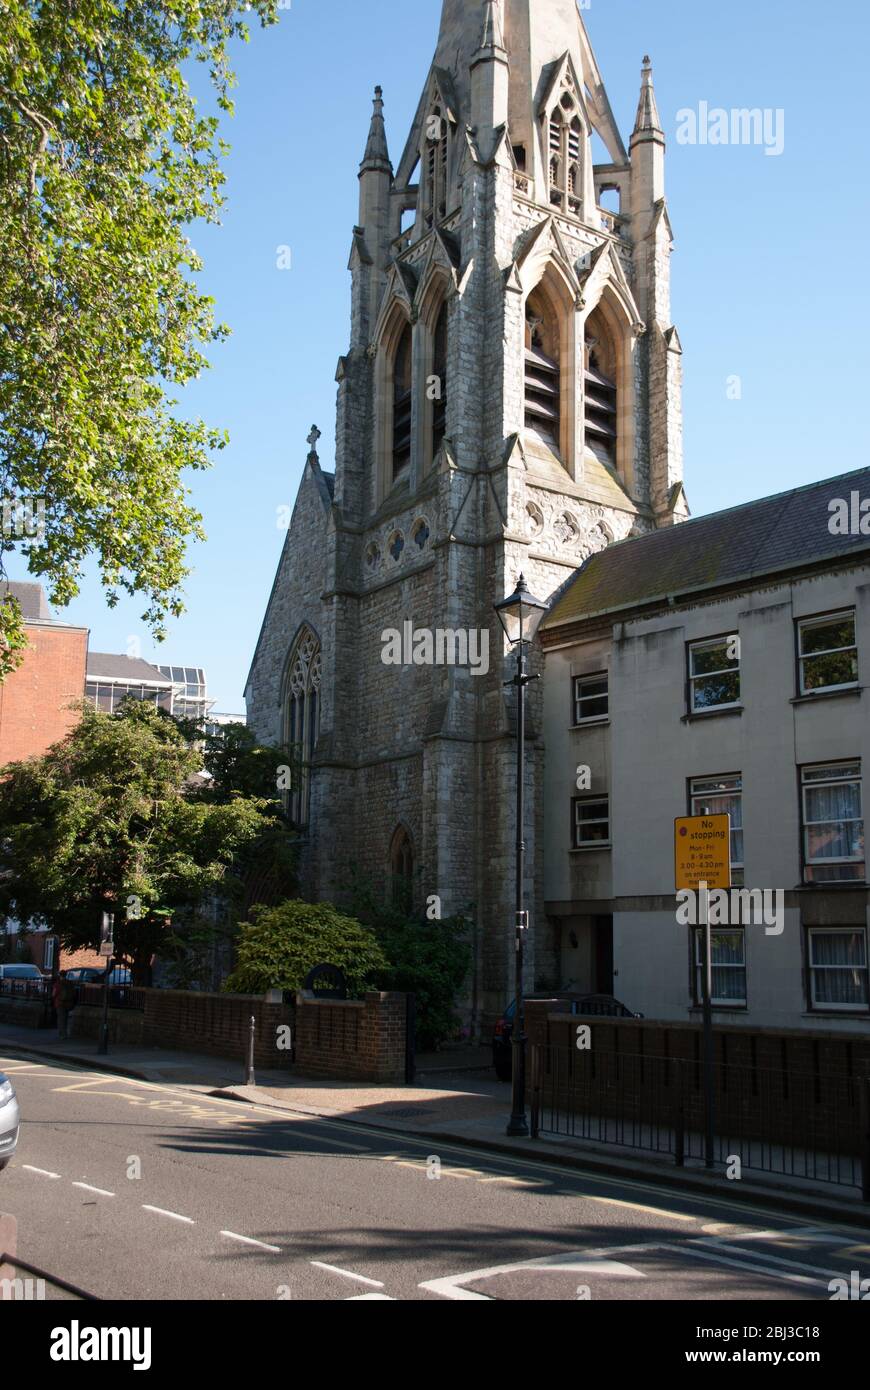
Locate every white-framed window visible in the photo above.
<box><xmin>572</xmin><ymin>795</ymin><xmax>610</xmax><ymax>848</ymax></box>
<box><xmin>688</xmin><ymin>637</ymin><xmax>741</xmax><ymax>713</ymax></box>
<box><xmin>801</xmin><ymin>761</ymin><xmax>865</xmax><ymax>883</ymax></box>
<box><xmin>573</xmin><ymin>673</ymin><xmax>609</xmax><ymax>725</ymax></box>
<box><xmin>808</xmin><ymin>928</ymin><xmax>869</xmax><ymax>1012</ymax></box>
<box><xmin>693</xmin><ymin>929</ymin><xmax>747</xmax><ymax>1007</ymax></box>
<box><xmin>797</xmin><ymin>611</ymin><xmax>858</xmax><ymax>696</ymax></box>
<box><xmin>690</xmin><ymin>775</ymin><xmax>744</xmax><ymax>887</ymax></box>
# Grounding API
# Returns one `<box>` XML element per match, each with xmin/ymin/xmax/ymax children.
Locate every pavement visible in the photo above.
<box><xmin>0</xmin><ymin>1022</ymin><xmax>867</xmax><ymax>1230</ymax></box>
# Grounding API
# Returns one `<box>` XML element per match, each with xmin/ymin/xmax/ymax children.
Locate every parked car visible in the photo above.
<box><xmin>63</xmin><ymin>966</ymin><xmax>131</xmax><ymax>986</ymax></box>
<box><xmin>492</xmin><ymin>992</ymin><xmax>644</xmax><ymax>1082</ymax></box>
<box><xmin>0</xmin><ymin>1073</ymin><xmax>20</xmax><ymax>1171</ymax></box>
<box><xmin>63</xmin><ymin>965</ymin><xmax>133</xmax><ymax>1006</ymax></box>
<box><xmin>0</xmin><ymin>963</ymin><xmax>47</xmax><ymax>995</ymax></box>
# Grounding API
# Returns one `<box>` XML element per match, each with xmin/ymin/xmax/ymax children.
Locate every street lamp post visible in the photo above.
<box><xmin>494</xmin><ymin>573</ymin><xmax>549</xmax><ymax>1138</ymax></box>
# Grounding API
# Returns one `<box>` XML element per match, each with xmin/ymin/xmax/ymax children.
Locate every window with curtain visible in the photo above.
<box><xmin>801</xmin><ymin>762</ymin><xmax>865</xmax><ymax>883</ymax></box>
<box><xmin>694</xmin><ymin>930</ymin><xmax>747</xmax><ymax>1007</ymax></box>
<box><xmin>285</xmin><ymin>630</ymin><xmax>321</xmax><ymax>827</ymax></box>
<box><xmin>808</xmin><ymin>929</ymin><xmax>869</xmax><ymax>1011</ymax></box>
<box><xmin>690</xmin><ymin>775</ymin><xmax>744</xmax><ymax>886</ymax></box>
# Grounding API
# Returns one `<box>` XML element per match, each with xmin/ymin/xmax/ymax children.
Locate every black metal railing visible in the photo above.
<box><xmin>0</xmin><ymin>977</ymin><xmax>51</xmax><ymax>1001</ymax></box>
<box><xmin>530</xmin><ymin>1044</ymin><xmax>870</xmax><ymax>1198</ymax></box>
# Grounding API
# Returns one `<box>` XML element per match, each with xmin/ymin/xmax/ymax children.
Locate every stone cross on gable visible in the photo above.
<box><xmin>307</xmin><ymin>425</ymin><xmax>321</xmax><ymax>455</ymax></box>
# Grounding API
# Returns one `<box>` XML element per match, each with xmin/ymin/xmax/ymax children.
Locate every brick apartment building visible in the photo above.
<box><xmin>0</xmin><ymin>581</ymin><xmax>88</xmax><ymax>766</ymax></box>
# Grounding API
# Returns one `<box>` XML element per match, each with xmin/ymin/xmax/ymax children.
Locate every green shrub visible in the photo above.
<box><xmin>224</xmin><ymin>899</ymin><xmax>388</xmax><ymax>996</ymax></box>
<box><xmin>343</xmin><ymin>872</ymin><xmax>473</xmax><ymax>1051</ymax></box>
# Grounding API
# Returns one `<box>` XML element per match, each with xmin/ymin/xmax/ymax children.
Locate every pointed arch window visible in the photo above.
<box><xmin>285</xmin><ymin>629</ymin><xmax>321</xmax><ymax>827</ymax></box>
<box><xmin>424</xmin><ymin>105</ymin><xmax>448</xmax><ymax>227</ymax></box>
<box><xmin>547</xmin><ymin>96</ymin><xmax>583</xmax><ymax>215</ymax></box>
<box><xmin>584</xmin><ymin>310</ymin><xmax>618</xmax><ymax>470</ymax></box>
<box><xmin>431</xmin><ymin>302</ymin><xmax>448</xmax><ymax>461</ymax></box>
<box><xmin>524</xmin><ymin>290</ymin><xmax>560</xmax><ymax>451</ymax></box>
<box><xmin>392</xmin><ymin>322</ymin><xmax>413</xmax><ymax>480</ymax></box>
<box><xmin>390</xmin><ymin>826</ymin><xmax>414</xmax><ymax>910</ymax></box>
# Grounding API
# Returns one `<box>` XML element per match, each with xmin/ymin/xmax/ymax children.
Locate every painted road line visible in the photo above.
<box><xmin>72</xmin><ymin>1182</ymin><xmax>115</xmax><ymax>1198</ymax></box>
<box><xmin>345</xmin><ymin>1293</ymin><xmax>395</xmax><ymax>1300</ymax></box>
<box><xmin>142</xmin><ymin>1205</ymin><xmax>195</xmax><ymax>1225</ymax></box>
<box><xmin>687</xmin><ymin>1235</ymin><xmax>857</xmax><ymax>1282</ymax></box>
<box><xmin>221</xmin><ymin>1231</ymin><xmax>282</xmax><ymax>1253</ymax></box>
<box><xmin>420</xmin><ymin>1254</ymin><xmax>647</xmax><ymax>1301</ymax></box>
<box><xmin>310</xmin><ymin>1261</ymin><xmax>385</xmax><ymax>1288</ymax></box>
<box><xmin>22</xmin><ymin>1165</ymin><xmax>61</xmax><ymax>1179</ymax></box>
<box><xmin>587</xmin><ymin>1193</ymin><xmax>698</xmax><ymax>1222</ymax></box>
<box><xmin>656</xmin><ymin>1242</ymin><xmax>827</xmax><ymax>1290</ymax></box>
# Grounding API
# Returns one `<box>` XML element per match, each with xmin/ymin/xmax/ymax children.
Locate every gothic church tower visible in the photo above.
<box><xmin>246</xmin><ymin>0</ymin><xmax>686</xmax><ymax>1032</ymax></box>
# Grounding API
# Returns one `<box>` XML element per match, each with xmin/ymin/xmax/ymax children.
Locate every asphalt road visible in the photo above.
<box><xmin>2</xmin><ymin>1050</ymin><xmax>869</xmax><ymax>1302</ymax></box>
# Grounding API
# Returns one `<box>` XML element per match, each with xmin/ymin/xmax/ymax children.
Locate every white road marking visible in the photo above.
<box><xmin>687</xmin><ymin>1236</ymin><xmax>853</xmax><ymax>1282</ymax></box>
<box><xmin>658</xmin><ymin>1242</ymin><xmax>828</xmax><ymax>1290</ymax></box>
<box><xmin>142</xmin><ymin>1205</ymin><xmax>194</xmax><ymax>1225</ymax></box>
<box><xmin>420</xmin><ymin>1253</ymin><xmax>647</xmax><ymax>1301</ymax></box>
<box><xmin>587</xmin><ymin>1194</ymin><xmax>697</xmax><ymax>1222</ymax></box>
<box><xmin>22</xmin><ymin>1165</ymin><xmax>61</xmax><ymax>1179</ymax></box>
<box><xmin>72</xmin><ymin>1182</ymin><xmax>115</xmax><ymax>1197</ymax></box>
<box><xmin>221</xmin><ymin>1231</ymin><xmax>281</xmax><ymax>1253</ymax></box>
<box><xmin>311</xmin><ymin>1261</ymin><xmax>384</xmax><ymax>1288</ymax></box>
<box><xmin>345</xmin><ymin>1293</ymin><xmax>395</xmax><ymax>1300</ymax></box>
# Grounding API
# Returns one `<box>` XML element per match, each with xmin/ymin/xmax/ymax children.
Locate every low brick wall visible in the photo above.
<box><xmin>0</xmin><ymin>997</ymin><xmax>48</xmax><ymax>1029</ymax></box>
<box><xmin>294</xmin><ymin>992</ymin><xmax>408</xmax><ymax>1083</ymax></box>
<box><xmin>526</xmin><ymin>1003</ymin><xmax>870</xmax><ymax>1156</ymax></box>
<box><xmin>142</xmin><ymin>990</ymin><xmax>294</xmax><ymax>1070</ymax></box>
<box><xmin>69</xmin><ymin>1006</ymin><xmax>145</xmax><ymax>1046</ymax></box>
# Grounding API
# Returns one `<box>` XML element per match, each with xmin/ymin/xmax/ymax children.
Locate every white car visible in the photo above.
<box><xmin>0</xmin><ymin>1074</ymin><xmax>19</xmax><ymax>1171</ymax></box>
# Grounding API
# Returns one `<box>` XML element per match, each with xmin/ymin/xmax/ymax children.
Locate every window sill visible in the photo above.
<box><xmin>798</xmin><ymin>879</ymin><xmax>867</xmax><ymax>890</ymax></box>
<box><xmin>681</xmin><ymin>706</ymin><xmax>744</xmax><ymax>725</ymax></box>
<box><xmin>802</xmin><ymin>1010</ymin><xmax>870</xmax><ymax>1021</ymax></box>
<box><xmin>791</xmin><ymin>687</ymin><xmax>862</xmax><ymax>706</ymax></box>
<box><xmin>688</xmin><ymin>1004</ymin><xmax>748</xmax><ymax>1015</ymax></box>
<box><xmin>570</xmin><ymin>845</ymin><xmax>612</xmax><ymax>854</ymax></box>
<box><xmin>571</xmin><ymin>718</ymin><xmax>611</xmax><ymax>731</ymax></box>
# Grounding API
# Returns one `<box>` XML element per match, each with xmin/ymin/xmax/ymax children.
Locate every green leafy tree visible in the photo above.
<box><xmin>0</xmin><ymin>698</ymin><xmax>272</xmax><ymax>980</ymax></box>
<box><xmin>225</xmin><ymin>900</ymin><xmax>389</xmax><ymax>997</ymax></box>
<box><xmin>0</xmin><ymin>0</ymin><xmax>278</xmax><ymax>674</ymax></box>
<box><xmin>344</xmin><ymin>872</ymin><xmax>473</xmax><ymax>1051</ymax></box>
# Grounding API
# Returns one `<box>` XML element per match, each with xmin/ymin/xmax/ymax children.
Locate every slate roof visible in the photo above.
<box><xmin>1</xmin><ymin>580</ymin><xmax>51</xmax><ymax>621</ymax></box>
<box><xmin>86</xmin><ymin>653</ymin><xmax>173</xmax><ymax>684</ymax></box>
<box><xmin>545</xmin><ymin>466</ymin><xmax>870</xmax><ymax>629</ymax></box>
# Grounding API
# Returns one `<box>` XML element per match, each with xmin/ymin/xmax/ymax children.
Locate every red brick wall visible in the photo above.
<box><xmin>294</xmin><ymin>992</ymin><xmax>408</xmax><ymax>1083</ymax></box>
<box><xmin>0</xmin><ymin>622</ymin><xmax>87</xmax><ymax>765</ymax></box>
<box><xmin>141</xmin><ymin>989</ymin><xmax>293</xmax><ymax>1069</ymax></box>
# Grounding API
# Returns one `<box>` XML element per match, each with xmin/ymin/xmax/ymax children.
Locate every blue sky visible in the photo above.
<box><xmin>12</xmin><ymin>0</ymin><xmax>869</xmax><ymax>710</ymax></box>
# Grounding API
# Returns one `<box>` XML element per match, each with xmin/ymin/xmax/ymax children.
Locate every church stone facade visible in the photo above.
<box><xmin>245</xmin><ymin>0</ymin><xmax>687</xmax><ymax>1033</ymax></box>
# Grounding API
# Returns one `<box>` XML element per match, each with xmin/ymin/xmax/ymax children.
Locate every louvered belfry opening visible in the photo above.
<box><xmin>584</xmin><ymin>324</ymin><xmax>618</xmax><ymax>469</ymax></box>
<box><xmin>392</xmin><ymin>322</ymin><xmax>413</xmax><ymax>478</ymax></box>
<box><xmin>524</xmin><ymin>294</ymin><xmax>560</xmax><ymax>451</ymax></box>
<box><xmin>432</xmin><ymin>303</ymin><xmax>448</xmax><ymax>460</ymax></box>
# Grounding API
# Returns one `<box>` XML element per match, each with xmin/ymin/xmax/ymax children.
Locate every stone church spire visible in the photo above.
<box><xmin>360</xmin><ymin>85</ymin><xmax>392</xmax><ymax>174</ymax></box>
<box><xmin>633</xmin><ymin>55</ymin><xmax>663</xmax><ymax>137</ymax></box>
